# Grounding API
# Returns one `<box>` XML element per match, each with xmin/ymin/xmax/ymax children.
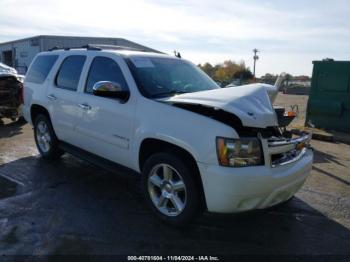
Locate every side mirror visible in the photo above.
<box><xmin>92</xmin><ymin>81</ymin><xmax>130</xmax><ymax>101</ymax></box>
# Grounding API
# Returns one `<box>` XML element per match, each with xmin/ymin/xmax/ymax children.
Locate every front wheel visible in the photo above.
<box><xmin>141</xmin><ymin>152</ymin><xmax>201</xmax><ymax>226</ymax></box>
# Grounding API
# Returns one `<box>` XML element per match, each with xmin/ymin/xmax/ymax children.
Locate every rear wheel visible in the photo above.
<box><xmin>34</xmin><ymin>114</ymin><xmax>64</xmax><ymax>159</ymax></box>
<box><xmin>141</xmin><ymin>152</ymin><xmax>201</xmax><ymax>226</ymax></box>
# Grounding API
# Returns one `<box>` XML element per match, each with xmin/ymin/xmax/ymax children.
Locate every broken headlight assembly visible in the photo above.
<box><xmin>216</xmin><ymin>137</ymin><xmax>264</xmax><ymax>167</ymax></box>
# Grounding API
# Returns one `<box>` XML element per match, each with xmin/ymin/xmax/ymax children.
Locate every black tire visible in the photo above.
<box><xmin>34</xmin><ymin>114</ymin><xmax>64</xmax><ymax>159</ymax></box>
<box><xmin>141</xmin><ymin>152</ymin><xmax>201</xmax><ymax>226</ymax></box>
<box><xmin>275</xmin><ymin>195</ymin><xmax>295</xmax><ymax>207</ymax></box>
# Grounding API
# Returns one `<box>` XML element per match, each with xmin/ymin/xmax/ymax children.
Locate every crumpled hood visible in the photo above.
<box><xmin>163</xmin><ymin>83</ymin><xmax>278</xmax><ymax>128</ymax></box>
<box><xmin>0</xmin><ymin>62</ymin><xmax>17</xmax><ymax>75</ymax></box>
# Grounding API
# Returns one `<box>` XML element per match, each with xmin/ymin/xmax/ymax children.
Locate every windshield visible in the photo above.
<box><xmin>126</xmin><ymin>56</ymin><xmax>219</xmax><ymax>98</ymax></box>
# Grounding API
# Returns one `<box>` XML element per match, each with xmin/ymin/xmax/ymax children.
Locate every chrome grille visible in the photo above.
<box><xmin>267</xmin><ymin>133</ymin><xmax>311</xmax><ymax>167</ymax></box>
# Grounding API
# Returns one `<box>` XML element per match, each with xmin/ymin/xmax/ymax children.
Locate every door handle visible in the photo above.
<box><xmin>47</xmin><ymin>94</ymin><xmax>57</xmax><ymax>101</ymax></box>
<box><xmin>78</xmin><ymin>103</ymin><xmax>91</xmax><ymax>111</ymax></box>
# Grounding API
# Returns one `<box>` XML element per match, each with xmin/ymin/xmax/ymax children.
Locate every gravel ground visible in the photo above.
<box><xmin>0</xmin><ymin>93</ymin><xmax>349</xmax><ymax>258</ymax></box>
<box><xmin>274</xmin><ymin>92</ymin><xmax>309</xmax><ymax>128</ymax></box>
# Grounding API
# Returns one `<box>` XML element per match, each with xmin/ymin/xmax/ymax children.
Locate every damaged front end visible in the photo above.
<box><xmin>0</xmin><ymin>74</ymin><xmax>23</xmax><ymax>121</ymax></box>
<box><xmin>266</xmin><ymin>133</ymin><xmax>312</xmax><ymax>168</ymax></box>
<box><xmin>162</xmin><ymin>83</ymin><xmax>311</xmax><ymax>167</ymax></box>
<box><xmin>173</xmin><ymin>101</ymin><xmax>312</xmax><ymax>167</ymax></box>
<box><xmin>172</xmin><ymin>102</ymin><xmax>283</xmax><ymax>137</ymax></box>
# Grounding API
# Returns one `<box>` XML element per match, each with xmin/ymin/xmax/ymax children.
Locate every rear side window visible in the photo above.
<box><xmin>85</xmin><ymin>56</ymin><xmax>128</xmax><ymax>94</ymax></box>
<box><xmin>56</xmin><ymin>55</ymin><xmax>86</xmax><ymax>91</ymax></box>
<box><xmin>26</xmin><ymin>55</ymin><xmax>58</xmax><ymax>84</ymax></box>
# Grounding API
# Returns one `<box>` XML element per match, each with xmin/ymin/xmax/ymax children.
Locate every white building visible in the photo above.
<box><xmin>0</xmin><ymin>35</ymin><xmax>160</xmax><ymax>74</ymax></box>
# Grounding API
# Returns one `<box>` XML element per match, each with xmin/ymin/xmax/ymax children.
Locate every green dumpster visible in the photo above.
<box><xmin>306</xmin><ymin>60</ymin><xmax>350</xmax><ymax>133</ymax></box>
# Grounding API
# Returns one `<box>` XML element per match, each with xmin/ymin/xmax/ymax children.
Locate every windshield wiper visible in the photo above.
<box><xmin>151</xmin><ymin>90</ymin><xmax>188</xmax><ymax>98</ymax></box>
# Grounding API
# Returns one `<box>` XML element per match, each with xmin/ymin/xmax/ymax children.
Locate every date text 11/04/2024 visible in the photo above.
<box><xmin>127</xmin><ymin>256</ymin><xmax>220</xmax><ymax>261</ymax></box>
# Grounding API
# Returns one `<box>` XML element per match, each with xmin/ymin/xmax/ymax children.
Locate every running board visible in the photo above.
<box><xmin>59</xmin><ymin>141</ymin><xmax>139</xmax><ymax>177</ymax></box>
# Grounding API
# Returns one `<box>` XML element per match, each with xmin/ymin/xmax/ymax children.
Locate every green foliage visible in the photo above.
<box><xmin>260</xmin><ymin>73</ymin><xmax>278</xmax><ymax>85</ymax></box>
<box><xmin>198</xmin><ymin>60</ymin><xmax>253</xmax><ymax>86</ymax></box>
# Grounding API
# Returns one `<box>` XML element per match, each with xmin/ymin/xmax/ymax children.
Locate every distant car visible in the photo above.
<box><xmin>225</xmin><ymin>83</ymin><xmax>237</xmax><ymax>88</ymax></box>
<box><xmin>0</xmin><ymin>64</ymin><xmax>24</xmax><ymax>122</ymax></box>
<box><xmin>215</xmin><ymin>81</ymin><xmax>222</xmax><ymax>87</ymax></box>
<box><xmin>23</xmin><ymin>45</ymin><xmax>313</xmax><ymax>226</ymax></box>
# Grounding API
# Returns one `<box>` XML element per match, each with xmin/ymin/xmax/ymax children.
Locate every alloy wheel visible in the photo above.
<box><xmin>36</xmin><ymin>120</ymin><xmax>51</xmax><ymax>153</ymax></box>
<box><xmin>147</xmin><ymin>163</ymin><xmax>187</xmax><ymax>217</ymax></box>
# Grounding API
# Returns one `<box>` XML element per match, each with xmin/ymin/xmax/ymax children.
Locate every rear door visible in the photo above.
<box><xmin>46</xmin><ymin>55</ymin><xmax>86</xmax><ymax>145</ymax></box>
<box><xmin>75</xmin><ymin>54</ymin><xmax>136</xmax><ymax>167</ymax></box>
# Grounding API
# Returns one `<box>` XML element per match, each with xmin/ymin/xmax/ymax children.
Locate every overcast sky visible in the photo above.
<box><xmin>0</xmin><ymin>0</ymin><xmax>349</xmax><ymax>76</ymax></box>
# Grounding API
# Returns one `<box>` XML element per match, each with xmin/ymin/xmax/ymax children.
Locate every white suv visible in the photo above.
<box><xmin>23</xmin><ymin>45</ymin><xmax>313</xmax><ymax>225</ymax></box>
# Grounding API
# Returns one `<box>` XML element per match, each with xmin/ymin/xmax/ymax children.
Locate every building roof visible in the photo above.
<box><xmin>36</xmin><ymin>42</ymin><xmax>170</xmax><ymax>59</ymax></box>
<box><xmin>0</xmin><ymin>35</ymin><xmax>122</xmax><ymax>45</ymax></box>
<box><xmin>0</xmin><ymin>35</ymin><xmax>161</xmax><ymax>53</ymax></box>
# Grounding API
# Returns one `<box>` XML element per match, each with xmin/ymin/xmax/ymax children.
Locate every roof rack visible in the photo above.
<box><xmin>85</xmin><ymin>44</ymin><xmax>148</xmax><ymax>52</ymax></box>
<box><xmin>48</xmin><ymin>44</ymin><xmax>150</xmax><ymax>52</ymax></box>
<box><xmin>48</xmin><ymin>46</ymin><xmax>85</xmax><ymax>51</ymax></box>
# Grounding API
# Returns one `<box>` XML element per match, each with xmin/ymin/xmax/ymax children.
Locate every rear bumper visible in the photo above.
<box><xmin>198</xmin><ymin>149</ymin><xmax>313</xmax><ymax>213</ymax></box>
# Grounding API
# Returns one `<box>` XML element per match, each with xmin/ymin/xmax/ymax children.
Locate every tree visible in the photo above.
<box><xmin>201</xmin><ymin>63</ymin><xmax>215</xmax><ymax>78</ymax></box>
<box><xmin>214</xmin><ymin>67</ymin><xmax>229</xmax><ymax>83</ymax></box>
<box><xmin>198</xmin><ymin>60</ymin><xmax>253</xmax><ymax>85</ymax></box>
<box><xmin>284</xmin><ymin>73</ymin><xmax>293</xmax><ymax>87</ymax></box>
<box><xmin>260</xmin><ymin>73</ymin><xmax>278</xmax><ymax>85</ymax></box>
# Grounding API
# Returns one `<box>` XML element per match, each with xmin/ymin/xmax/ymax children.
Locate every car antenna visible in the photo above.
<box><xmin>174</xmin><ymin>50</ymin><xmax>181</xmax><ymax>58</ymax></box>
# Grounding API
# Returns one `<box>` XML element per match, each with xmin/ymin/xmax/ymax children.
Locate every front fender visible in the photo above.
<box><xmin>131</xmin><ymin>98</ymin><xmax>238</xmax><ymax>171</ymax></box>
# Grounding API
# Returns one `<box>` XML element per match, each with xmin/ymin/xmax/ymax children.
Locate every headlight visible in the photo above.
<box><xmin>216</xmin><ymin>137</ymin><xmax>263</xmax><ymax>167</ymax></box>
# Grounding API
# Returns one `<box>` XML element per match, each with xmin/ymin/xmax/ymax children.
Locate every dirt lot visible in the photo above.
<box><xmin>274</xmin><ymin>93</ymin><xmax>309</xmax><ymax>128</ymax></box>
<box><xmin>0</xmin><ymin>93</ymin><xmax>349</xmax><ymax>258</ymax></box>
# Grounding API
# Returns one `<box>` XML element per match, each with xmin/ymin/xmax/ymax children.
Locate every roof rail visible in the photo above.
<box><xmin>48</xmin><ymin>46</ymin><xmax>84</xmax><ymax>51</ymax></box>
<box><xmin>48</xmin><ymin>46</ymin><xmax>60</xmax><ymax>51</ymax></box>
<box><xmin>48</xmin><ymin>44</ymin><xmax>151</xmax><ymax>52</ymax></box>
<box><xmin>83</xmin><ymin>44</ymin><xmax>150</xmax><ymax>52</ymax></box>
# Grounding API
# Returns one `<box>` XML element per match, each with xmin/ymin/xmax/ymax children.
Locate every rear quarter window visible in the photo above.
<box><xmin>25</xmin><ymin>55</ymin><xmax>58</xmax><ymax>84</ymax></box>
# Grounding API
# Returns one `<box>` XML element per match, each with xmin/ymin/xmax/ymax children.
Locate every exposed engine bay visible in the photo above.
<box><xmin>0</xmin><ymin>74</ymin><xmax>23</xmax><ymax>121</ymax></box>
<box><xmin>172</xmin><ymin>102</ymin><xmax>283</xmax><ymax>138</ymax></box>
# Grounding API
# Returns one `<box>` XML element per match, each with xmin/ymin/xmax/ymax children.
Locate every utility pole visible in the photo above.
<box><xmin>253</xmin><ymin>48</ymin><xmax>259</xmax><ymax>78</ymax></box>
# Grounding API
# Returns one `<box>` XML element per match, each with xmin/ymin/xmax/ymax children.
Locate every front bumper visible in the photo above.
<box><xmin>198</xmin><ymin>134</ymin><xmax>313</xmax><ymax>213</ymax></box>
<box><xmin>0</xmin><ymin>104</ymin><xmax>23</xmax><ymax>119</ymax></box>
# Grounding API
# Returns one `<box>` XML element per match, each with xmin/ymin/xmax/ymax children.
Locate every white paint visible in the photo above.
<box><xmin>23</xmin><ymin>49</ymin><xmax>313</xmax><ymax>214</ymax></box>
<box><xmin>164</xmin><ymin>84</ymin><xmax>278</xmax><ymax>128</ymax></box>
